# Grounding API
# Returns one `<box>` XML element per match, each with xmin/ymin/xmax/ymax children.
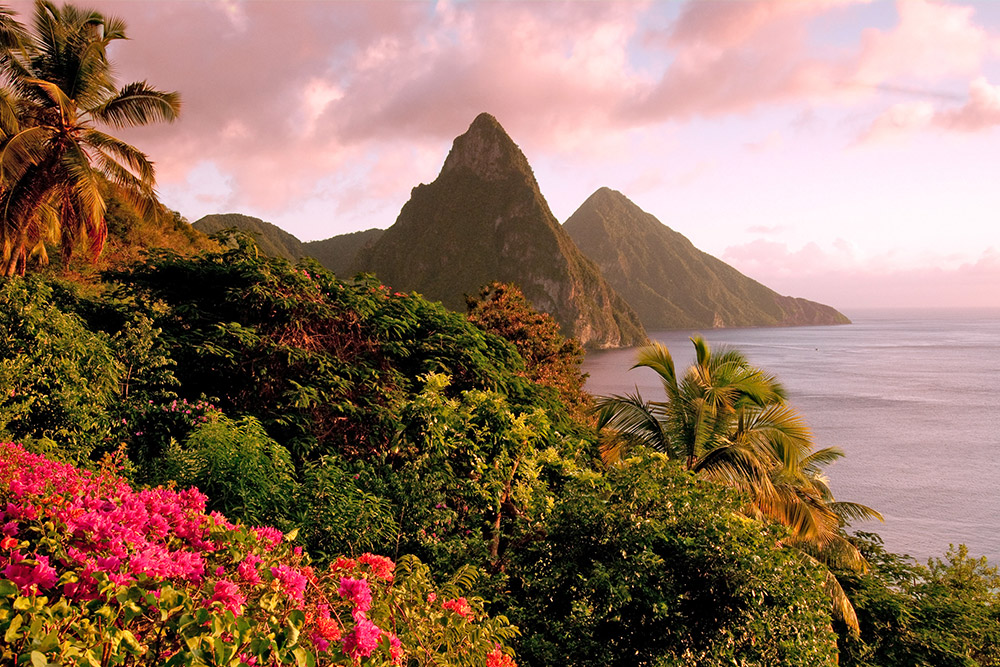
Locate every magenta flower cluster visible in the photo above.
<box><xmin>0</xmin><ymin>442</ymin><xmax>480</xmax><ymax>666</ymax></box>
<box><xmin>1</xmin><ymin>443</ymin><xmax>221</xmax><ymax>599</ymax></box>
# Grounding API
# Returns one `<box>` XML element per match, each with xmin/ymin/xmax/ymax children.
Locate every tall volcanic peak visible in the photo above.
<box><xmin>352</xmin><ymin>114</ymin><xmax>646</xmax><ymax>349</ymax></box>
<box><xmin>563</xmin><ymin>188</ymin><xmax>850</xmax><ymax>330</ymax></box>
<box><xmin>439</xmin><ymin>112</ymin><xmax>537</xmax><ymax>183</ymax></box>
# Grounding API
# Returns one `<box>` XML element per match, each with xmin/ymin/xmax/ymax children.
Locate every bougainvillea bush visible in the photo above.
<box><xmin>0</xmin><ymin>443</ymin><xmax>518</xmax><ymax>666</ymax></box>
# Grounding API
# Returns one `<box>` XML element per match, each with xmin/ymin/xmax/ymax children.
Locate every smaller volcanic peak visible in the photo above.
<box><xmin>564</xmin><ymin>188</ymin><xmax>850</xmax><ymax>330</ymax></box>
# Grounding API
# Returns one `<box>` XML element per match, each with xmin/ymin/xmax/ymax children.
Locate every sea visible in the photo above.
<box><xmin>582</xmin><ymin>308</ymin><xmax>1000</xmax><ymax>566</ymax></box>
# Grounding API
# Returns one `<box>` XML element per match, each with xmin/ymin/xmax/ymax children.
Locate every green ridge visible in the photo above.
<box><xmin>194</xmin><ymin>213</ymin><xmax>307</xmax><ymax>261</ymax></box>
<box><xmin>304</xmin><ymin>228</ymin><xmax>384</xmax><ymax>276</ymax></box>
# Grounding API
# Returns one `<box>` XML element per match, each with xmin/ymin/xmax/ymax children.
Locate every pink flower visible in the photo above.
<box><xmin>342</xmin><ymin>613</ymin><xmax>382</xmax><ymax>661</ymax></box>
<box><xmin>487</xmin><ymin>645</ymin><xmax>518</xmax><ymax>667</ymax></box>
<box><xmin>206</xmin><ymin>579</ymin><xmax>245</xmax><ymax>616</ymax></box>
<box><xmin>271</xmin><ymin>564</ymin><xmax>307</xmax><ymax>602</ymax></box>
<box><xmin>314</xmin><ymin>615</ymin><xmax>342</xmax><ymax>644</ymax></box>
<box><xmin>237</xmin><ymin>554</ymin><xmax>262</xmax><ymax>585</ymax></box>
<box><xmin>388</xmin><ymin>633</ymin><xmax>405</xmax><ymax>665</ymax></box>
<box><xmin>358</xmin><ymin>553</ymin><xmax>394</xmax><ymax>582</ymax></box>
<box><xmin>3</xmin><ymin>551</ymin><xmax>58</xmax><ymax>594</ymax></box>
<box><xmin>330</xmin><ymin>556</ymin><xmax>357</xmax><ymax>572</ymax></box>
<box><xmin>442</xmin><ymin>597</ymin><xmax>472</xmax><ymax>618</ymax></box>
<box><xmin>338</xmin><ymin>577</ymin><xmax>372</xmax><ymax>612</ymax></box>
<box><xmin>254</xmin><ymin>526</ymin><xmax>283</xmax><ymax>551</ymax></box>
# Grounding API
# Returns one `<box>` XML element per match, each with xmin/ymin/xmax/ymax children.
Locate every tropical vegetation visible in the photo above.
<box><xmin>595</xmin><ymin>338</ymin><xmax>883</xmax><ymax>630</ymax></box>
<box><xmin>0</xmin><ymin>2</ymin><xmax>998</xmax><ymax>666</ymax></box>
<box><xmin>0</xmin><ymin>0</ymin><xmax>180</xmax><ymax>276</ymax></box>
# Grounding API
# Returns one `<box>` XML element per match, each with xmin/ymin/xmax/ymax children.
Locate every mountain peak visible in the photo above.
<box><xmin>440</xmin><ymin>112</ymin><xmax>534</xmax><ymax>182</ymax></box>
<box><xmin>565</xmin><ymin>188</ymin><xmax>850</xmax><ymax>330</ymax></box>
<box><xmin>353</xmin><ymin>116</ymin><xmax>647</xmax><ymax>348</ymax></box>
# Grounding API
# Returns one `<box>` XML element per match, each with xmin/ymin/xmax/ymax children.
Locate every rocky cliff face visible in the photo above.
<box><xmin>563</xmin><ymin>187</ymin><xmax>850</xmax><ymax>330</ymax></box>
<box><xmin>353</xmin><ymin>114</ymin><xmax>647</xmax><ymax>348</ymax></box>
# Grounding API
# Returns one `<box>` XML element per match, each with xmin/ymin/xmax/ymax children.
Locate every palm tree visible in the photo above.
<box><xmin>0</xmin><ymin>0</ymin><xmax>180</xmax><ymax>276</ymax></box>
<box><xmin>597</xmin><ymin>336</ymin><xmax>882</xmax><ymax>632</ymax></box>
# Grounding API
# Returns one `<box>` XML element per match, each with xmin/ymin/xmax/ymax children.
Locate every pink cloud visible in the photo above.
<box><xmin>744</xmin><ymin>130</ymin><xmax>784</xmax><ymax>153</ymax></box>
<box><xmin>632</xmin><ymin>0</ymin><xmax>998</xmax><ymax>122</ymax></box>
<box><xmin>860</xmin><ymin>76</ymin><xmax>1000</xmax><ymax>141</ymax></box>
<box><xmin>858</xmin><ymin>100</ymin><xmax>936</xmax><ymax>142</ymax></box>
<box><xmin>852</xmin><ymin>0</ymin><xmax>990</xmax><ymax>84</ymax></box>
<box><xmin>4</xmin><ymin>0</ymin><xmax>999</xmax><ymax>233</ymax></box>
<box><xmin>936</xmin><ymin>76</ymin><xmax>1000</xmax><ymax>131</ymax></box>
<box><xmin>746</xmin><ymin>225</ymin><xmax>786</xmax><ymax>235</ymax></box>
<box><xmin>668</xmin><ymin>0</ymin><xmax>866</xmax><ymax>51</ymax></box>
<box><xmin>722</xmin><ymin>240</ymin><xmax>1000</xmax><ymax>308</ymax></box>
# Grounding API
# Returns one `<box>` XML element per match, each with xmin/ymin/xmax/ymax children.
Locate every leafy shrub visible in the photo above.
<box><xmin>466</xmin><ymin>282</ymin><xmax>589</xmax><ymax>419</ymax></box>
<box><xmin>0</xmin><ymin>278</ymin><xmax>123</xmax><ymax>461</ymax></box>
<box><xmin>0</xmin><ymin>442</ymin><xmax>520</xmax><ymax>666</ymax></box>
<box><xmin>836</xmin><ymin>532</ymin><xmax>1000</xmax><ymax>667</ymax></box>
<box><xmin>108</xmin><ymin>246</ymin><xmax>538</xmax><ymax>461</ymax></box>
<box><xmin>150</xmin><ymin>415</ymin><xmax>297</xmax><ymax>529</ymax></box>
<box><xmin>295</xmin><ymin>457</ymin><xmax>399</xmax><ymax>563</ymax></box>
<box><xmin>365</xmin><ymin>373</ymin><xmax>558</xmax><ymax>575</ymax></box>
<box><xmin>507</xmin><ymin>452</ymin><xmax>839</xmax><ymax>667</ymax></box>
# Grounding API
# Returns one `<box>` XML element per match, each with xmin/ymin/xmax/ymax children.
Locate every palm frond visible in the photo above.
<box><xmin>0</xmin><ymin>124</ymin><xmax>50</xmax><ymax>176</ymax></box>
<box><xmin>596</xmin><ymin>392</ymin><xmax>672</xmax><ymax>463</ymax></box>
<box><xmin>632</xmin><ymin>342</ymin><xmax>679</xmax><ymax>398</ymax></box>
<box><xmin>0</xmin><ymin>87</ymin><xmax>21</xmax><ymax>137</ymax></box>
<box><xmin>693</xmin><ymin>443</ymin><xmax>770</xmax><ymax>491</ymax></box>
<box><xmin>84</xmin><ymin>128</ymin><xmax>155</xmax><ymax>182</ymax></box>
<box><xmin>787</xmin><ymin>545</ymin><xmax>861</xmax><ymax>635</ymax></box>
<box><xmin>0</xmin><ymin>6</ymin><xmax>29</xmax><ymax>54</ymax></box>
<box><xmin>793</xmin><ymin>531</ymin><xmax>871</xmax><ymax>574</ymax></box>
<box><xmin>801</xmin><ymin>446</ymin><xmax>844</xmax><ymax>473</ymax></box>
<box><xmin>23</xmin><ymin>76</ymin><xmax>75</xmax><ymax>123</ymax></box>
<box><xmin>89</xmin><ymin>81</ymin><xmax>180</xmax><ymax>128</ymax></box>
<box><xmin>829</xmin><ymin>501</ymin><xmax>884</xmax><ymax>525</ymax></box>
<box><xmin>762</xmin><ymin>484</ymin><xmax>840</xmax><ymax>545</ymax></box>
<box><xmin>738</xmin><ymin>403</ymin><xmax>814</xmax><ymax>469</ymax></box>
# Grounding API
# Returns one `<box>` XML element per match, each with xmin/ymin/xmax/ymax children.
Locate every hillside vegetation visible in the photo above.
<box><xmin>2</xmin><ymin>243</ymin><xmax>998</xmax><ymax>665</ymax></box>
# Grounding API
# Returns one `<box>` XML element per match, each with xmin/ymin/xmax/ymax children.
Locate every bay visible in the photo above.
<box><xmin>582</xmin><ymin>308</ymin><xmax>1000</xmax><ymax>564</ymax></box>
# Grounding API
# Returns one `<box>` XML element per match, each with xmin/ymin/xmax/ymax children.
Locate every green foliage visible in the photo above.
<box><xmin>294</xmin><ymin>456</ymin><xmax>399</xmax><ymax>561</ymax></box>
<box><xmin>507</xmin><ymin>453</ymin><xmax>839</xmax><ymax>667</ymax></box>
<box><xmin>0</xmin><ymin>276</ymin><xmax>122</xmax><ymax>461</ymax></box>
<box><xmin>367</xmin><ymin>373</ymin><xmax>558</xmax><ymax>574</ymax></box>
<box><xmin>836</xmin><ymin>533</ymin><xmax>1000</xmax><ymax>667</ymax></box>
<box><xmin>151</xmin><ymin>415</ymin><xmax>297</xmax><ymax>528</ymax></box>
<box><xmin>107</xmin><ymin>244</ymin><xmax>537</xmax><ymax>461</ymax></box>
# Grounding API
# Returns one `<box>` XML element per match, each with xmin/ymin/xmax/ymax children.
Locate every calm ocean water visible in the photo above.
<box><xmin>582</xmin><ymin>308</ymin><xmax>1000</xmax><ymax>565</ymax></box>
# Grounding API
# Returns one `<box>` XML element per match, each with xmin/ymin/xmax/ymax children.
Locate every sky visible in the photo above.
<box><xmin>10</xmin><ymin>0</ymin><xmax>1000</xmax><ymax>310</ymax></box>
